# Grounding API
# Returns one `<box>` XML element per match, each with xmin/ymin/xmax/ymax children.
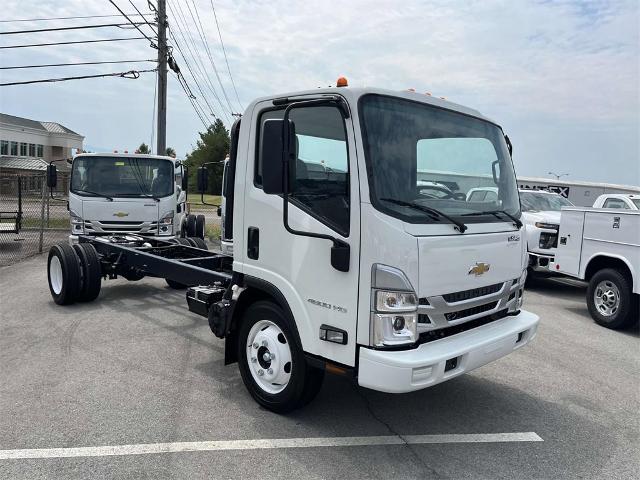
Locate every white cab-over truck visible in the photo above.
<box><xmin>46</xmin><ymin>84</ymin><xmax>539</xmax><ymax>412</ymax></box>
<box><xmin>555</xmin><ymin>207</ymin><xmax>639</xmax><ymax>329</ymax></box>
<box><xmin>61</xmin><ymin>153</ymin><xmax>206</xmax><ymax>245</ymax></box>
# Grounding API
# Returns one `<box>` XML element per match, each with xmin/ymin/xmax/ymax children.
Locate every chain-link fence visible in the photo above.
<box><xmin>0</xmin><ymin>172</ymin><xmax>70</xmax><ymax>266</ymax></box>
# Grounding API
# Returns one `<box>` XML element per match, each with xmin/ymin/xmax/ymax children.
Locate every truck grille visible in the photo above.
<box><xmin>85</xmin><ymin>220</ymin><xmax>158</xmax><ymax>235</ymax></box>
<box><xmin>441</xmin><ymin>283</ymin><xmax>502</xmax><ymax>303</ymax></box>
<box><xmin>444</xmin><ymin>301</ymin><xmax>498</xmax><ymax>321</ymax></box>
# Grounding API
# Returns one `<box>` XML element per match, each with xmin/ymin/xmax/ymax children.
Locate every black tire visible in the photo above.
<box><xmin>237</xmin><ymin>301</ymin><xmax>324</xmax><ymax>413</ymax></box>
<box><xmin>186</xmin><ymin>214</ymin><xmax>197</xmax><ymax>238</ymax></box>
<box><xmin>587</xmin><ymin>268</ymin><xmax>638</xmax><ymax>329</ymax></box>
<box><xmin>72</xmin><ymin>243</ymin><xmax>102</xmax><ymax>302</ymax></box>
<box><xmin>190</xmin><ymin>236</ymin><xmax>208</xmax><ymax>250</ymax></box>
<box><xmin>185</xmin><ymin>237</ymin><xmax>199</xmax><ymax>247</ymax></box>
<box><xmin>47</xmin><ymin>244</ymin><xmax>82</xmax><ymax>305</ymax></box>
<box><xmin>122</xmin><ymin>270</ymin><xmax>145</xmax><ymax>281</ymax></box>
<box><xmin>165</xmin><ymin>238</ymin><xmax>191</xmax><ymax>289</ymax></box>
<box><xmin>195</xmin><ymin>214</ymin><xmax>205</xmax><ymax>239</ymax></box>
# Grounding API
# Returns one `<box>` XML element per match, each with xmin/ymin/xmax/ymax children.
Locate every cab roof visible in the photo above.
<box><xmin>249</xmin><ymin>86</ymin><xmax>497</xmax><ymax>126</ymax></box>
<box><xmin>73</xmin><ymin>152</ymin><xmax>176</xmax><ymax>161</ymax></box>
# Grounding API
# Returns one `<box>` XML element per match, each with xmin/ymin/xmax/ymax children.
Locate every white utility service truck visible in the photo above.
<box><xmin>57</xmin><ymin>153</ymin><xmax>205</xmax><ymax>244</ymax></box>
<box><xmin>46</xmin><ymin>83</ymin><xmax>539</xmax><ymax>412</ymax></box>
<box><xmin>592</xmin><ymin>193</ymin><xmax>640</xmax><ymax>210</ymax></box>
<box><xmin>555</xmin><ymin>207</ymin><xmax>639</xmax><ymax>329</ymax></box>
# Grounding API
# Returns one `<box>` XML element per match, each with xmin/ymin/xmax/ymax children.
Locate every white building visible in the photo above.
<box><xmin>0</xmin><ymin>113</ymin><xmax>84</xmax><ymax>174</ymax></box>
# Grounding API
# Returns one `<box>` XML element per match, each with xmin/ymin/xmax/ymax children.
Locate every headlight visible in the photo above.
<box><xmin>159</xmin><ymin>210</ymin><xmax>174</xmax><ymax>235</ymax></box>
<box><xmin>370</xmin><ymin>265</ymin><xmax>418</xmax><ymax>347</ymax></box>
<box><xmin>69</xmin><ymin>209</ymin><xmax>84</xmax><ymax>233</ymax></box>
<box><xmin>535</xmin><ymin>222</ymin><xmax>559</xmax><ymax>230</ymax></box>
<box><xmin>375</xmin><ymin>291</ymin><xmax>417</xmax><ymax>312</ymax></box>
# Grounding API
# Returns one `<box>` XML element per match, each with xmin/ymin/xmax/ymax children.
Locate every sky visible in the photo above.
<box><xmin>1</xmin><ymin>0</ymin><xmax>638</xmax><ymax>185</ymax></box>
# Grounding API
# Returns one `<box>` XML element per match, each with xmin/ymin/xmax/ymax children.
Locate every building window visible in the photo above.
<box><xmin>29</xmin><ymin>143</ymin><xmax>36</xmax><ymax>157</ymax></box>
<box><xmin>37</xmin><ymin>144</ymin><xmax>44</xmax><ymax>157</ymax></box>
<box><xmin>10</xmin><ymin>141</ymin><xmax>18</xmax><ymax>155</ymax></box>
<box><xmin>0</xmin><ymin>140</ymin><xmax>8</xmax><ymax>155</ymax></box>
<box><xmin>20</xmin><ymin>142</ymin><xmax>28</xmax><ymax>156</ymax></box>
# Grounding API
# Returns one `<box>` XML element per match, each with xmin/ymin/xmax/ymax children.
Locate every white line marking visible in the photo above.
<box><xmin>0</xmin><ymin>432</ymin><xmax>543</xmax><ymax>460</ymax></box>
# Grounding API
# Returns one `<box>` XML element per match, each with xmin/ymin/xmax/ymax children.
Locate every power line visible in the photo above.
<box><xmin>128</xmin><ymin>0</ymin><xmax>158</xmax><ymax>36</ymax></box>
<box><xmin>107</xmin><ymin>0</ymin><xmax>157</xmax><ymax>48</ymax></box>
<box><xmin>185</xmin><ymin>0</ymin><xmax>234</xmax><ymax>114</ymax></box>
<box><xmin>209</xmin><ymin>0</ymin><xmax>242</xmax><ymax>111</ymax></box>
<box><xmin>0</xmin><ymin>59</ymin><xmax>157</xmax><ymax>70</ymax></box>
<box><xmin>0</xmin><ymin>14</ymin><xmax>153</xmax><ymax>23</ymax></box>
<box><xmin>174</xmin><ymin>71</ymin><xmax>209</xmax><ymax>129</ymax></box>
<box><xmin>0</xmin><ymin>68</ymin><xmax>157</xmax><ymax>86</ymax></box>
<box><xmin>0</xmin><ymin>22</ymin><xmax>152</xmax><ymax>35</ymax></box>
<box><xmin>168</xmin><ymin>27</ymin><xmax>220</xmax><ymax>120</ymax></box>
<box><xmin>167</xmin><ymin>0</ymin><xmax>230</xmax><ymax>121</ymax></box>
<box><xmin>0</xmin><ymin>37</ymin><xmax>146</xmax><ymax>49</ymax></box>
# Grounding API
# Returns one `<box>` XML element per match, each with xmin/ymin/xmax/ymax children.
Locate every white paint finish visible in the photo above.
<box><xmin>556</xmin><ymin>208</ymin><xmax>639</xmax><ymax>293</ymax></box>
<box><xmin>358</xmin><ymin>310</ymin><xmax>539</xmax><ymax>393</ymax></box>
<box><xmin>239</xmin><ymin>98</ymin><xmax>361</xmax><ymax>367</ymax></box>
<box><xmin>0</xmin><ymin>432</ymin><xmax>543</xmax><ymax>460</ymax></box>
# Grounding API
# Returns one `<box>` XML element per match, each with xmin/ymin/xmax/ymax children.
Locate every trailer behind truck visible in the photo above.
<box><xmin>46</xmin><ymin>82</ymin><xmax>539</xmax><ymax>412</ymax></box>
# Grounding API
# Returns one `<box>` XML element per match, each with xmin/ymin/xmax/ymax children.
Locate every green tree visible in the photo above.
<box><xmin>166</xmin><ymin>147</ymin><xmax>176</xmax><ymax>158</ymax></box>
<box><xmin>137</xmin><ymin>143</ymin><xmax>150</xmax><ymax>154</ymax></box>
<box><xmin>184</xmin><ymin>119</ymin><xmax>229</xmax><ymax>195</ymax></box>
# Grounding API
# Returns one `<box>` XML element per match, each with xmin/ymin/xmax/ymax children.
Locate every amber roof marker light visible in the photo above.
<box><xmin>336</xmin><ymin>76</ymin><xmax>348</xmax><ymax>87</ymax></box>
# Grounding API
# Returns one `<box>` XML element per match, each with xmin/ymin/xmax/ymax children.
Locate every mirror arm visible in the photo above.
<box><xmin>197</xmin><ymin>161</ymin><xmax>225</xmax><ymax>207</ymax></box>
<box><xmin>281</xmin><ymin>104</ymin><xmax>350</xmax><ymax>272</ymax></box>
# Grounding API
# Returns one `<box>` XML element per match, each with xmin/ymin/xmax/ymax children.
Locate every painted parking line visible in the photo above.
<box><xmin>0</xmin><ymin>432</ymin><xmax>543</xmax><ymax>460</ymax></box>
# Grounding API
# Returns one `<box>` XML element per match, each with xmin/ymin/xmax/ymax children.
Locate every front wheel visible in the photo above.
<box><xmin>237</xmin><ymin>301</ymin><xmax>324</xmax><ymax>413</ymax></box>
<box><xmin>587</xmin><ymin>268</ymin><xmax>638</xmax><ymax>329</ymax></box>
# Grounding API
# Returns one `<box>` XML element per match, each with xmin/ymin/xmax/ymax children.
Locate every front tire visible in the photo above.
<box><xmin>587</xmin><ymin>268</ymin><xmax>638</xmax><ymax>329</ymax></box>
<box><xmin>72</xmin><ymin>243</ymin><xmax>102</xmax><ymax>302</ymax></box>
<box><xmin>237</xmin><ymin>301</ymin><xmax>324</xmax><ymax>413</ymax></box>
<box><xmin>195</xmin><ymin>214</ymin><xmax>205</xmax><ymax>239</ymax></box>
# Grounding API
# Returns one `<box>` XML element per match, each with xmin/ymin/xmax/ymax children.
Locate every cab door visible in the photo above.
<box><xmin>239</xmin><ymin>100</ymin><xmax>360</xmax><ymax>366</ymax></box>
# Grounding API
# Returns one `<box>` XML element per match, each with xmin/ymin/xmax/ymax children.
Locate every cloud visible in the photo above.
<box><xmin>1</xmin><ymin>0</ymin><xmax>638</xmax><ymax>184</ymax></box>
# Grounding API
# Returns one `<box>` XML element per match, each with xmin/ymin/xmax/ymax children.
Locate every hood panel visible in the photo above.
<box><xmin>522</xmin><ymin>210</ymin><xmax>561</xmax><ymax>226</ymax></box>
<box><xmin>417</xmin><ymin>231</ymin><xmax>523</xmax><ymax>297</ymax></box>
<box><xmin>81</xmin><ymin>199</ymin><xmax>159</xmax><ymax>222</ymax></box>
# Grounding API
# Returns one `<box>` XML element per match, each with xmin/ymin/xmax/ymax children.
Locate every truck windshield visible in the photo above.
<box><xmin>359</xmin><ymin>94</ymin><xmax>520</xmax><ymax>224</ymax></box>
<box><xmin>520</xmin><ymin>191</ymin><xmax>573</xmax><ymax>212</ymax></box>
<box><xmin>71</xmin><ymin>156</ymin><xmax>174</xmax><ymax>198</ymax></box>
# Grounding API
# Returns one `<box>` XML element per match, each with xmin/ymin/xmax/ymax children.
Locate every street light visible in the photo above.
<box><xmin>548</xmin><ymin>171</ymin><xmax>569</xmax><ymax>180</ymax></box>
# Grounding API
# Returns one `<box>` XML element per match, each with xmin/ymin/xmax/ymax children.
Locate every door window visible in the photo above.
<box><xmin>256</xmin><ymin>106</ymin><xmax>350</xmax><ymax>236</ymax></box>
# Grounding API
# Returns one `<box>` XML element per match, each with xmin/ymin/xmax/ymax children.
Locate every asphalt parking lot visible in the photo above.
<box><xmin>1</xmin><ymin>256</ymin><xmax>638</xmax><ymax>479</ymax></box>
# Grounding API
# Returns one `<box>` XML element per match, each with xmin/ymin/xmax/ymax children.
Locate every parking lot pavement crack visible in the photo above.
<box><xmin>353</xmin><ymin>385</ymin><xmax>445</xmax><ymax>479</ymax></box>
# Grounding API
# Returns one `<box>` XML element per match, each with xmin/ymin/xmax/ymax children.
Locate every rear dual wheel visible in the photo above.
<box><xmin>184</xmin><ymin>214</ymin><xmax>206</xmax><ymax>239</ymax></box>
<box><xmin>48</xmin><ymin>243</ymin><xmax>101</xmax><ymax>305</ymax></box>
<box><xmin>587</xmin><ymin>268</ymin><xmax>638</xmax><ymax>330</ymax></box>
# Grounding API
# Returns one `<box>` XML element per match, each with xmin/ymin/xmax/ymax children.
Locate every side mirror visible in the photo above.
<box><xmin>46</xmin><ymin>164</ymin><xmax>57</xmax><ymax>188</ymax></box>
<box><xmin>197</xmin><ymin>167</ymin><xmax>208</xmax><ymax>193</ymax></box>
<box><xmin>261</xmin><ymin>119</ymin><xmax>296</xmax><ymax>195</ymax></box>
<box><xmin>331</xmin><ymin>240</ymin><xmax>350</xmax><ymax>272</ymax></box>
<box><xmin>182</xmin><ymin>167</ymin><xmax>189</xmax><ymax>191</ymax></box>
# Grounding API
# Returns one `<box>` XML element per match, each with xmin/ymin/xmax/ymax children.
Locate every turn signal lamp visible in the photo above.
<box><xmin>336</xmin><ymin>76</ymin><xmax>348</xmax><ymax>87</ymax></box>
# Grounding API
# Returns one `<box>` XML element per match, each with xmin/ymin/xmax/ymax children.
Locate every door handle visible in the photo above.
<box><xmin>247</xmin><ymin>227</ymin><xmax>259</xmax><ymax>260</ymax></box>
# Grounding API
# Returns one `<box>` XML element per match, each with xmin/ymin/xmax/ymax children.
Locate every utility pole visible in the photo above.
<box><xmin>156</xmin><ymin>0</ymin><xmax>167</xmax><ymax>156</ymax></box>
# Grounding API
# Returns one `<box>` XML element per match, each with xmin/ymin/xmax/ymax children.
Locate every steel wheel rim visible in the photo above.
<box><xmin>246</xmin><ymin>320</ymin><xmax>292</xmax><ymax>394</ymax></box>
<box><xmin>50</xmin><ymin>255</ymin><xmax>63</xmax><ymax>295</ymax></box>
<box><xmin>594</xmin><ymin>280</ymin><xmax>620</xmax><ymax>317</ymax></box>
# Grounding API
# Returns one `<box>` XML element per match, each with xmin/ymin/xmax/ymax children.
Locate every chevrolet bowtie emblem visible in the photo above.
<box><xmin>113</xmin><ymin>212</ymin><xmax>129</xmax><ymax>218</ymax></box>
<box><xmin>468</xmin><ymin>262</ymin><xmax>490</xmax><ymax>276</ymax></box>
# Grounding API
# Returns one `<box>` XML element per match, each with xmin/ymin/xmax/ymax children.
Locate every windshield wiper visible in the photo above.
<box><xmin>380</xmin><ymin>198</ymin><xmax>467</xmax><ymax>233</ymax></box>
<box><xmin>461</xmin><ymin>210</ymin><xmax>523</xmax><ymax>228</ymax></box>
<box><xmin>74</xmin><ymin>189</ymin><xmax>113</xmax><ymax>201</ymax></box>
<box><xmin>118</xmin><ymin>193</ymin><xmax>160</xmax><ymax>202</ymax></box>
